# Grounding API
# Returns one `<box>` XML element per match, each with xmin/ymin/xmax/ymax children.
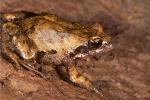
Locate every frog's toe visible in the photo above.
<box><xmin>19</xmin><ymin>60</ymin><xmax>46</xmax><ymax>78</ymax></box>
<box><xmin>90</xmin><ymin>85</ymin><xmax>103</xmax><ymax>96</ymax></box>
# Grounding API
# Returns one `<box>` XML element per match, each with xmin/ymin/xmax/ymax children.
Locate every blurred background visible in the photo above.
<box><xmin>0</xmin><ymin>0</ymin><xmax>150</xmax><ymax>100</ymax></box>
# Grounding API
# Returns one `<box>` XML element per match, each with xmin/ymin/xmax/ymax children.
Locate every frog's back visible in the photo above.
<box><xmin>21</xmin><ymin>16</ymin><xmax>89</xmax><ymax>58</ymax></box>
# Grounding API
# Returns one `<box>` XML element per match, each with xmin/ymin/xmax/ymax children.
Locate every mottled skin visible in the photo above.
<box><xmin>1</xmin><ymin>11</ymin><xmax>112</xmax><ymax>94</ymax></box>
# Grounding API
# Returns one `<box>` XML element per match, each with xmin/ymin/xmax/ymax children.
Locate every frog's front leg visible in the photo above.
<box><xmin>63</xmin><ymin>57</ymin><xmax>101</xmax><ymax>94</ymax></box>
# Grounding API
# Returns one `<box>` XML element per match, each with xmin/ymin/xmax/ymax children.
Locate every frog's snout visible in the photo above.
<box><xmin>102</xmin><ymin>40</ymin><xmax>112</xmax><ymax>49</ymax></box>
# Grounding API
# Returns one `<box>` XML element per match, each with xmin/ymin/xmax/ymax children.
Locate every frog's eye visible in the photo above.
<box><xmin>88</xmin><ymin>38</ymin><xmax>103</xmax><ymax>49</ymax></box>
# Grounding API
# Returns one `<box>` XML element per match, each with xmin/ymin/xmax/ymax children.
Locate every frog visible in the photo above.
<box><xmin>1</xmin><ymin>11</ymin><xmax>112</xmax><ymax>94</ymax></box>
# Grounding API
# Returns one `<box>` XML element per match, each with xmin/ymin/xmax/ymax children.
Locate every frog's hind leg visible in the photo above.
<box><xmin>63</xmin><ymin>57</ymin><xmax>101</xmax><ymax>95</ymax></box>
<box><xmin>2</xmin><ymin>46</ymin><xmax>46</xmax><ymax>78</ymax></box>
<box><xmin>1</xmin><ymin>45</ymin><xmax>21</xmax><ymax>70</ymax></box>
<box><xmin>1</xmin><ymin>25</ymin><xmax>21</xmax><ymax>69</ymax></box>
<box><xmin>1</xmin><ymin>22</ymin><xmax>45</xmax><ymax>78</ymax></box>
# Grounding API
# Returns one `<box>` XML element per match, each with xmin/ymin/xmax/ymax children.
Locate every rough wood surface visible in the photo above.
<box><xmin>0</xmin><ymin>0</ymin><xmax>150</xmax><ymax>100</ymax></box>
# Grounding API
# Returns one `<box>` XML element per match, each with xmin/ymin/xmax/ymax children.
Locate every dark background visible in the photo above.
<box><xmin>0</xmin><ymin>0</ymin><xmax>150</xmax><ymax>100</ymax></box>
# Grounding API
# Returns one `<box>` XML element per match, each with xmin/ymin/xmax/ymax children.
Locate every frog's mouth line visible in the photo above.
<box><xmin>89</xmin><ymin>41</ymin><xmax>113</xmax><ymax>54</ymax></box>
<box><xmin>73</xmin><ymin>41</ymin><xmax>113</xmax><ymax>59</ymax></box>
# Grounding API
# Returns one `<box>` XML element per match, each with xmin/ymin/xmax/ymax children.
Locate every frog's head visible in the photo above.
<box><xmin>73</xmin><ymin>34</ymin><xmax>112</xmax><ymax>59</ymax></box>
<box><xmin>87</xmin><ymin>34</ymin><xmax>112</xmax><ymax>55</ymax></box>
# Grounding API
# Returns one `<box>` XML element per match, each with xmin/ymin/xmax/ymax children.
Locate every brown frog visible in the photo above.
<box><xmin>1</xmin><ymin>11</ymin><xmax>112</xmax><ymax>94</ymax></box>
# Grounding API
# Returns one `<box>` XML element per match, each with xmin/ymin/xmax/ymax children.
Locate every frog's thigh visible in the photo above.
<box><xmin>1</xmin><ymin>30</ymin><xmax>21</xmax><ymax>69</ymax></box>
<box><xmin>2</xmin><ymin>22</ymin><xmax>21</xmax><ymax>37</ymax></box>
<box><xmin>12</xmin><ymin>34</ymin><xmax>37</xmax><ymax>60</ymax></box>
